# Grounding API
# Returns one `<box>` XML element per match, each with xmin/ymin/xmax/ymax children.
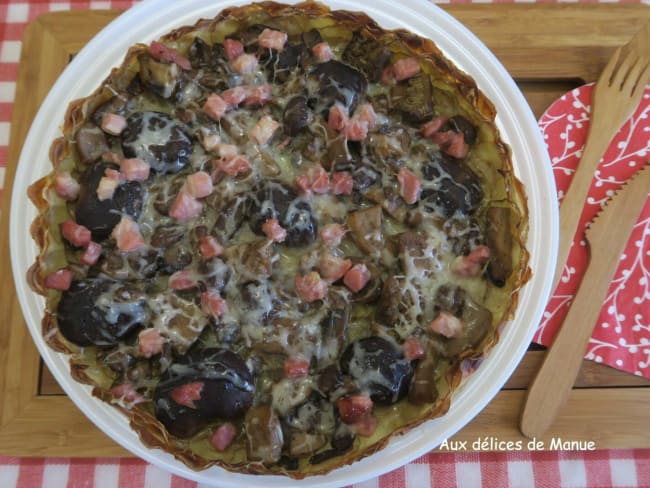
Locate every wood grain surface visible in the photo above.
<box><xmin>1</xmin><ymin>4</ymin><xmax>649</xmax><ymax>457</ymax></box>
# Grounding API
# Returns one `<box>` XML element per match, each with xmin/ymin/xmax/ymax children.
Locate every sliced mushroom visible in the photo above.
<box><xmin>284</xmin><ymin>96</ymin><xmax>312</xmax><ymax>136</ymax></box>
<box><xmin>138</xmin><ymin>54</ymin><xmax>181</xmax><ymax>99</ymax></box>
<box><xmin>245</xmin><ymin>406</ymin><xmax>284</xmax><ymax>464</ymax></box>
<box><xmin>347</xmin><ymin>205</ymin><xmax>384</xmax><ymax>257</ymax></box>
<box><xmin>390</xmin><ymin>74</ymin><xmax>434</xmax><ymax>123</ymax></box>
<box><xmin>290</xmin><ymin>432</ymin><xmax>327</xmax><ymax>457</ymax></box>
<box><xmin>342</xmin><ymin>31</ymin><xmax>392</xmax><ymax>83</ymax></box>
<box><xmin>408</xmin><ymin>356</ymin><xmax>439</xmax><ymax>405</ymax></box>
<box><xmin>485</xmin><ymin>206</ymin><xmax>514</xmax><ymax>287</ymax></box>
<box><xmin>75</xmin><ymin>122</ymin><xmax>109</xmax><ymax>164</ymax></box>
<box><xmin>376</xmin><ymin>275</ymin><xmax>403</xmax><ymax>326</ymax></box>
<box><xmin>319</xmin><ymin>288</ymin><xmax>350</xmax><ymax>366</ymax></box>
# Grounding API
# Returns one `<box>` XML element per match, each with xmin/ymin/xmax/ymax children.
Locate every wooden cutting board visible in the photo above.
<box><xmin>1</xmin><ymin>5</ymin><xmax>649</xmax><ymax>457</ymax></box>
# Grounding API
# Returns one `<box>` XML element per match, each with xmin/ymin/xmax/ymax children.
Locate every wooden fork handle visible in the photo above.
<box><xmin>521</xmin><ymin>248</ymin><xmax>612</xmax><ymax>439</ymax></box>
<box><xmin>551</xmin><ymin>128</ymin><xmax>611</xmax><ymax>291</ymax></box>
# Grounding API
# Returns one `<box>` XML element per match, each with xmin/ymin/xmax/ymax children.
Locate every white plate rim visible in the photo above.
<box><xmin>9</xmin><ymin>1</ymin><xmax>558</xmax><ymax>486</ymax></box>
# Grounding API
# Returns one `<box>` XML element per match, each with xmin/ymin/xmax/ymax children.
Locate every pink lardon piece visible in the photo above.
<box><xmin>120</xmin><ymin>158</ymin><xmax>150</xmax><ymax>182</ymax></box>
<box><xmin>111</xmin><ymin>216</ymin><xmax>145</xmax><ymax>253</ymax></box>
<box><xmin>250</xmin><ymin>115</ymin><xmax>279</xmax><ymax>146</ymax></box>
<box><xmin>101</xmin><ymin>112</ymin><xmax>127</xmax><ymax>136</ymax></box>
<box><xmin>258</xmin><ymin>28</ymin><xmax>287</xmax><ymax>51</ymax></box>
<box><xmin>54</xmin><ymin>172</ymin><xmax>80</xmax><ymax>201</ymax></box>
<box><xmin>138</xmin><ymin>328</ymin><xmax>165</xmax><ymax>358</ymax></box>
<box><xmin>169</xmin><ymin>190</ymin><xmax>203</xmax><ymax>222</ymax></box>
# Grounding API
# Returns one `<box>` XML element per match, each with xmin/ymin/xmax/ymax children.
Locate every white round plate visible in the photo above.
<box><xmin>10</xmin><ymin>1</ymin><xmax>557</xmax><ymax>486</ymax></box>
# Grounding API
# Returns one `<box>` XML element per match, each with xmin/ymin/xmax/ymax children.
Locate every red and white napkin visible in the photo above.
<box><xmin>534</xmin><ymin>84</ymin><xmax>650</xmax><ymax>378</ymax></box>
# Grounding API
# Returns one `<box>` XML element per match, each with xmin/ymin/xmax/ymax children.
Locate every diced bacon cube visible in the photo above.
<box><xmin>381</xmin><ymin>66</ymin><xmax>396</xmax><ymax>85</ymax></box>
<box><xmin>169</xmin><ymin>190</ymin><xmax>204</xmax><ymax>222</ymax></box>
<box><xmin>185</xmin><ymin>171</ymin><xmax>213</xmax><ymax>198</ymax></box>
<box><xmin>328</xmin><ymin>103</ymin><xmax>349</xmax><ymax>132</ymax></box>
<box><xmin>104</xmin><ymin>168</ymin><xmax>124</xmax><ymax>182</ymax></box>
<box><xmin>149</xmin><ymin>40</ymin><xmax>191</xmax><ymax>70</ymax></box>
<box><xmin>81</xmin><ymin>241</ymin><xmax>102</xmax><ymax>266</ymax></box>
<box><xmin>224</xmin><ymin>38</ymin><xmax>244</xmax><ymax>61</ymax></box>
<box><xmin>258</xmin><ymin>28</ymin><xmax>287</xmax><ymax>51</ymax></box>
<box><xmin>169</xmin><ymin>269</ymin><xmax>195</xmax><ymax>290</ymax></box>
<box><xmin>397</xmin><ymin>167</ymin><xmax>422</xmax><ymax>205</ymax></box>
<box><xmin>392</xmin><ymin>57</ymin><xmax>421</xmax><ymax>81</ymax></box>
<box><xmin>60</xmin><ymin>220</ymin><xmax>91</xmax><ymax>247</ymax></box>
<box><xmin>308</xmin><ymin>165</ymin><xmax>330</xmax><ymax>194</ymax></box>
<box><xmin>318</xmin><ymin>252</ymin><xmax>352</xmax><ymax>282</ymax></box>
<box><xmin>343</xmin><ymin>263</ymin><xmax>371</xmax><ymax>292</ymax></box>
<box><xmin>54</xmin><ymin>172</ymin><xmax>80</xmax><ymax>201</ymax></box>
<box><xmin>355</xmin><ymin>103</ymin><xmax>377</xmax><ymax>131</ymax></box>
<box><xmin>138</xmin><ymin>328</ymin><xmax>165</xmax><ymax>358</ymax></box>
<box><xmin>294</xmin><ymin>174</ymin><xmax>312</xmax><ymax>195</ymax></box>
<box><xmin>284</xmin><ymin>358</ymin><xmax>310</xmax><ymax>378</ymax></box>
<box><xmin>430</xmin><ymin>130</ymin><xmax>454</xmax><ymax>147</ymax></box>
<box><xmin>429</xmin><ymin>311</ymin><xmax>464</xmax><ymax>338</ymax></box>
<box><xmin>199</xmin><ymin>236</ymin><xmax>224</xmax><ymax>259</ymax></box>
<box><xmin>170</xmin><ymin>381</ymin><xmax>204</xmax><ymax>409</ymax></box>
<box><xmin>120</xmin><ymin>158</ymin><xmax>150</xmax><ymax>182</ymax></box>
<box><xmin>421</xmin><ymin>116</ymin><xmax>448</xmax><ymax>138</ymax></box>
<box><xmin>345</xmin><ymin>118</ymin><xmax>369</xmax><ymax>141</ymax></box>
<box><xmin>222</xmin><ymin>86</ymin><xmax>248</xmax><ymax>107</ymax></box>
<box><xmin>403</xmin><ymin>337</ymin><xmax>425</xmax><ymax>360</ymax></box>
<box><xmin>111</xmin><ymin>216</ymin><xmax>145</xmax><ymax>253</ymax></box>
<box><xmin>430</xmin><ymin>130</ymin><xmax>469</xmax><ymax>159</ymax></box>
<box><xmin>110</xmin><ymin>383</ymin><xmax>146</xmax><ymax>405</ymax></box>
<box><xmin>218</xmin><ymin>155</ymin><xmax>250</xmax><ymax>177</ymax></box>
<box><xmin>96</xmin><ymin>175</ymin><xmax>120</xmax><ymax>201</ymax></box>
<box><xmin>312</xmin><ymin>41</ymin><xmax>334</xmax><ymax>62</ymax></box>
<box><xmin>250</xmin><ymin>115</ymin><xmax>279</xmax><ymax>146</ymax></box>
<box><xmin>445</xmin><ymin>131</ymin><xmax>469</xmax><ymax>159</ymax></box>
<box><xmin>320</xmin><ymin>223</ymin><xmax>346</xmax><ymax>247</ymax></box>
<box><xmin>231</xmin><ymin>53</ymin><xmax>259</xmax><ymax>74</ymax></box>
<box><xmin>201</xmin><ymin>133</ymin><xmax>221</xmax><ymax>152</ymax></box>
<box><xmin>217</xmin><ymin>144</ymin><xmax>239</xmax><ymax>160</ymax></box>
<box><xmin>331</xmin><ymin>171</ymin><xmax>353</xmax><ymax>195</ymax></box>
<box><xmin>102</xmin><ymin>151</ymin><xmax>123</xmax><ymax>164</ymax></box>
<box><xmin>201</xmin><ymin>289</ymin><xmax>228</xmax><ymax>318</ymax></box>
<box><xmin>44</xmin><ymin>268</ymin><xmax>72</xmax><ymax>291</ymax></box>
<box><xmin>295</xmin><ymin>164</ymin><xmax>330</xmax><ymax>195</ymax></box>
<box><xmin>349</xmin><ymin>413</ymin><xmax>378</xmax><ymax>437</ymax></box>
<box><xmin>337</xmin><ymin>395</ymin><xmax>373</xmax><ymax>424</ymax></box>
<box><xmin>203</xmin><ymin>93</ymin><xmax>230</xmax><ymax>121</ymax></box>
<box><xmin>243</xmin><ymin>84</ymin><xmax>272</xmax><ymax>106</ymax></box>
<box><xmin>211</xmin><ymin>422</ymin><xmax>237</xmax><ymax>451</ymax></box>
<box><xmin>294</xmin><ymin>271</ymin><xmax>328</xmax><ymax>303</ymax></box>
<box><xmin>262</xmin><ymin>219</ymin><xmax>287</xmax><ymax>243</ymax></box>
<box><xmin>101</xmin><ymin>112</ymin><xmax>127</xmax><ymax>136</ymax></box>
<box><xmin>451</xmin><ymin>245</ymin><xmax>491</xmax><ymax>277</ymax></box>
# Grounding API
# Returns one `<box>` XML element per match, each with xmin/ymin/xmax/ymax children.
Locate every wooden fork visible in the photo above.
<box><xmin>552</xmin><ymin>25</ymin><xmax>650</xmax><ymax>291</ymax></box>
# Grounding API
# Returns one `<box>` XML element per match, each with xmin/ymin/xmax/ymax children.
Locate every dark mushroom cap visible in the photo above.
<box><xmin>249</xmin><ymin>181</ymin><xmax>317</xmax><ymax>247</ymax></box>
<box><xmin>340</xmin><ymin>336</ymin><xmax>413</xmax><ymax>405</ymax></box>
<box><xmin>121</xmin><ymin>111</ymin><xmax>192</xmax><ymax>174</ymax></box>
<box><xmin>421</xmin><ymin>154</ymin><xmax>483</xmax><ymax>217</ymax></box>
<box><xmin>154</xmin><ymin>348</ymin><xmax>254</xmax><ymax>438</ymax></box>
<box><xmin>75</xmin><ymin>162</ymin><xmax>143</xmax><ymax>240</ymax></box>
<box><xmin>57</xmin><ymin>279</ymin><xmax>147</xmax><ymax>347</ymax></box>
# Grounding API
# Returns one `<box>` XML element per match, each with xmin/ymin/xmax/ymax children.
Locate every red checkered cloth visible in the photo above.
<box><xmin>1</xmin><ymin>1</ymin><xmax>650</xmax><ymax>487</ymax></box>
<box><xmin>1</xmin><ymin>450</ymin><xmax>650</xmax><ymax>487</ymax></box>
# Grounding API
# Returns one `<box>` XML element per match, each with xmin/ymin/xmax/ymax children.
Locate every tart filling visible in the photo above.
<box><xmin>28</xmin><ymin>1</ymin><xmax>529</xmax><ymax>477</ymax></box>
